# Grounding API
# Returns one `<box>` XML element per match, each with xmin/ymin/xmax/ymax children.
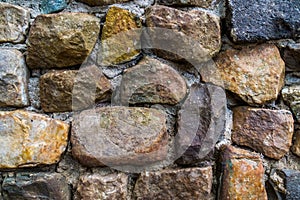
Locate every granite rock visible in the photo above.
<box><xmin>282</xmin><ymin>85</ymin><xmax>300</xmax><ymax>123</ymax></box>
<box><xmin>40</xmin><ymin>0</ymin><xmax>68</xmax><ymax>14</ymax></box>
<box><xmin>77</xmin><ymin>0</ymin><xmax>131</xmax><ymax>6</ymax></box>
<box><xmin>281</xmin><ymin>169</ymin><xmax>300</xmax><ymax>200</ymax></box>
<box><xmin>157</xmin><ymin>0</ymin><xmax>213</xmax><ymax>8</ymax></box>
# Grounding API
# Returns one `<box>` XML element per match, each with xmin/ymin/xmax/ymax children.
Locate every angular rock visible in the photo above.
<box><xmin>158</xmin><ymin>0</ymin><xmax>213</xmax><ymax>8</ymax></box>
<box><xmin>77</xmin><ymin>0</ymin><xmax>131</xmax><ymax>6</ymax></box>
<box><xmin>116</xmin><ymin>57</ymin><xmax>187</xmax><ymax>105</ymax></box>
<box><xmin>0</xmin><ymin>3</ymin><xmax>30</xmax><ymax>43</ymax></box>
<box><xmin>26</xmin><ymin>13</ymin><xmax>100</xmax><ymax>68</ymax></box>
<box><xmin>283</xmin><ymin>43</ymin><xmax>300</xmax><ymax>72</ymax></box>
<box><xmin>176</xmin><ymin>83</ymin><xmax>226</xmax><ymax>165</ymax></box>
<box><xmin>145</xmin><ymin>5</ymin><xmax>221</xmax><ymax>63</ymax></box>
<box><xmin>75</xmin><ymin>173</ymin><xmax>128</xmax><ymax>200</ymax></box>
<box><xmin>0</xmin><ymin>49</ymin><xmax>29</xmax><ymax>107</ymax></box>
<box><xmin>292</xmin><ymin>129</ymin><xmax>300</xmax><ymax>157</ymax></box>
<box><xmin>0</xmin><ymin>110</ymin><xmax>69</xmax><ymax>168</ymax></box>
<box><xmin>100</xmin><ymin>6</ymin><xmax>141</xmax><ymax>65</ymax></box>
<box><xmin>201</xmin><ymin>44</ymin><xmax>285</xmax><ymax>105</ymax></box>
<box><xmin>232</xmin><ymin>107</ymin><xmax>294</xmax><ymax>160</ymax></box>
<box><xmin>220</xmin><ymin>145</ymin><xmax>267</xmax><ymax>200</ymax></box>
<box><xmin>282</xmin><ymin>85</ymin><xmax>300</xmax><ymax>123</ymax></box>
<box><xmin>71</xmin><ymin>106</ymin><xmax>168</xmax><ymax>168</ymax></box>
<box><xmin>227</xmin><ymin>0</ymin><xmax>300</xmax><ymax>42</ymax></box>
<box><xmin>134</xmin><ymin>167</ymin><xmax>213</xmax><ymax>199</ymax></box>
<box><xmin>40</xmin><ymin>66</ymin><xmax>111</xmax><ymax>112</ymax></box>
<box><xmin>41</xmin><ymin>0</ymin><xmax>68</xmax><ymax>14</ymax></box>
<box><xmin>2</xmin><ymin>173</ymin><xmax>70</xmax><ymax>200</ymax></box>
<box><xmin>281</xmin><ymin>169</ymin><xmax>300</xmax><ymax>200</ymax></box>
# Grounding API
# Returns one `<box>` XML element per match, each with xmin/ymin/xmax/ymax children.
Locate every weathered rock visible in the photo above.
<box><xmin>201</xmin><ymin>44</ymin><xmax>285</xmax><ymax>105</ymax></box>
<box><xmin>285</xmin><ymin>72</ymin><xmax>300</xmax><ymax>86</ymax></box>
<box><xmin>232</xmin><ymin>107</ymin><xmax>294</xmax><ymax>160</ymax></box>
<box><xmin>227</xmin><ymin>0</ymin><xmax>300</xmax><ymax>42</ymax></box>
<box><xmin>220</xmin><ymin>145</ymin><xmax>267</xmax><ymax>200</ymax></box>
<box><xmin>77</xmin><ymin>0</ymin><xmax>131</xmax><ymax>6</ymax></box>
<box><xmin>2</xmin><ymin>173</ymin><xmax>70</xmax><ymax>200</ymax></box>
<box><xmin>0</xmin><ymin>110</ymin><xmax>69</xmax><ymax>168</ymax></box>
<box><xmin>134</xmin><ymin>167</ymin><xmax>213</xmax><ymax>199</ymax></box>
<box><xmin>292</xmin><ymin>129</ymin><xmax>300</xmax><ymax>157</ymax></box>
<box><xmin>71</xmin><ymin>106</ymin><xmax>168</xmax><ymax>167</ymax></box>
<box><xmin>40</xmin><ymin>66</ymin><xmax>111</xmax><ymax>112</ymax></box>
<box><xmin>0</xmin><ymin>49</ymin><xmax>29</xmax><ymax>107</ymax></box>
<box><xmin>26</xmin><ymin>13</ymin><xmax>100</xmax><ymax>68</ymax></box>
<box><xmin>0</xmin><ymin>3</ymin><xmax>30</xmax><ymax>43</ymax></box>
<box><xmin>145</xmin><ymin>5</ymin><xmax>221</xmax><ymax>63</ymax></box>
<box><xmin>41</xmin><ymin>0</ymin><xmax>68</xmax><ymax>14</ymax></box>
<box><xmin>282</xmin><ymin>85</ymin><xmax>300</xmax><ymax>123</ymax></box>
<box><xmin>176</xmin><ymin>83</ymin><xmax>226</xmax><ymax>165</ymax></box>
<box><xmin>75</xmin><ymin>173</ymin><xmax>128</xmax><ymax>200</ymax></box>
<box><xmin>283</xmin><ymin>43</ymin><xmax>300</xmax><ymax>72</ymax></box>
<box><xmin>100</xmin><ymin>6</ymin><xmax>141</xmax><ymax>65</ymax></box>
<box><xmin>281</xmin><ymin>169</ymin><xmax>300</xmax><ymax>200</ymax></box>
<box><xmin>158</xmin><ymin>0</ymin><xmax>213</xmax><ymax>8</ymax></box>
<box><xmin>116</xmin><ymin>57</ymin><xmax>187</xmax><ymax>105</ymax></box>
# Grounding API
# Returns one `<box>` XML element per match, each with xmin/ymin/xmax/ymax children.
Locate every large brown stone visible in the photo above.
<box><xmin>134</xmin><ymin>167</ymin><xmax>213</xmax><ymax>199</ymax></box>
<box><xmin>77</xmin><ymin>0</ymin><xmax>131</xmax><ymax>6</ymax></box>
<box><xmin>292</xmin><ymin>129</ymin><xmax>300</xmax><ymax>157</ymax></box>
<box><xmin>116</xmin><ymin>57</ymin><xmax>187</xmax><ymax>105</ymax></box>
<box><xmin>282</xmin><ymin>85</ymin><xmax>300</xmax><ymax>123</ymax></box>
<box><xmin>232</xmin><ymin>107</ymin><xmax>294</xmax><ymax>160</ymax></box>
<box><xmin>0</xmin><ymin>3</ymin><xmax>30</xmax><ymax>43</ymax></box>
<box><xmin>0</xmin><ymin>49</ymin><xmax>29</xmax><ymax>107</ymax></box>
<box><xmin>220</xmin><ymin>145</ymin><xmax>267</xmax><ymax>200</ymax></box>
<box><xmin>71</xmin><ymin>106</ymin><xmax>168</xmax><ymax>168</ymax></box>
<box><xmin>158</xmin><ymin>0</ymin><xmax>213</xmax><ymax>8</ymax></box>
<box><xmin>0</xmin><ymin>110</ymin><xmax>69</xmax><ymax>169</ymax></box>
<box><xmin>26</xmin><ymin>13</ymin><xmax>100</xmax><ymax>69</ymax></box>
<box><xmin>201</xmin><ymin>44</ymin><xmax>285</xmax><ymax>105</ymax></box>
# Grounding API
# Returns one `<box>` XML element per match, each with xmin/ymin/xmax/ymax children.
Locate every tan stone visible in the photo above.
<box><xmin>282</xmin><ymin>85</ymin><xmax>300</xmax><ymax>123</ymax></box>
<box><xmin>292</xmin><ymin>129</ymin><xmax>300</xmax><ymax>157</ymax></box>
<box><xmin>77</xmin><ymin>0</ymin><xmax>131</xmax><ymax>6</ymax></box>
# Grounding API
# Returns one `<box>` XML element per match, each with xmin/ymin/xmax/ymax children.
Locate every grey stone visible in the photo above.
<box><xmin>282</xmin><ymin>85</ymin><xmax>300</xmax><ymax>123</ymax></box>
<box><xmin>40</xmin><ymin>0</ymin><xmax>68</xmax><ymax>14</ymax></box>
<box><xmin>283</xmin><ymin>43</ymin><xmax>300</xmax><ymax>72</ymax></box>
<box><xmin>158</xmin><ymin>0</ymin><xmax>213</xmax><ymax>8</ymax></box>
<box><xmin>281</xmin><ymin>169</ymin><xmax>300</xmax><ymax>200</ymax></box>
<box><xmin>28</xmin><ymin>78</ymin><xmax>40</xmax><ymax>109</ymax></box>
<box><xmin>285</xmin><ymin>72</ymin><xmax>300</xmax><ymax>86</ymax></box>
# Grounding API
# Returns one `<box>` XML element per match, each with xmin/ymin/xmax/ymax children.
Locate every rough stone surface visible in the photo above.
<box><xmin>75</xmin><ymin>173</ymin><xmax>128</xmax><ymax>200</ymax></box>
<box><xmin>201</xmin><ymin>44</ymin><xmax>285</xmax><ymax>105</ymax></box>
<box><xmin>145</xmin><ymin>5</ymin><xmax>221</xmax><ymax>63</ymax></box>
<box><xmin>2</xmin><ymin>173</ymin><xmax>70</xmax><ymax>200</ymax></box>
<box><xmin>176</xmin><ymin>83</ymin><xmax>226</xmax><ymax>165</ymax></box>
<box><xmin>158</xmin><ymin>0</ymin><xmax>213</xmax><ymax>8</ymax></box>
<box><xmin>26</xmin><ymin>13</ymin><xmax>100</xmax><ymax>69</ymax></box>
<box><xmin>0</xmin><ymin>2</ymin><xmax>30</xmax><ymax>43</ymax></box>
<box><xmin>283</xmin><ymin>43</ymin><xmax>300</xmax><ymax>72</ymax></box>
<box><xmin>281</xmin><ymin>169</ymin><xmax>300</xmax><ymax>200</ymax></box>
<box><xmin>220</xmin><ymin>145</ymin><xmax>267</xmax><ymax>200</ymax></box>
<box><xmin>100</xmin><ymin>6</ymin><xmax>141</xmax><ymax>65</ymax></box>
<box><xmin>77</xmin><ymin>0</ymin><xmax>131</xmax><ymax>6</ymax></box>
<box><xmin>71</xmin><ymin>106</ymin><xmax>168</xmax><ymax>167</ymax></box>
<box><xmin>292</xmin><ymin>129</ymin><xmax>300</xmax><ymax>157</ymax></box>
<box><xmin>285</xmin><ymin>72</ymin><xmax>300</xmax><ymax>86</ymax></box>
<box><xmin>0</xmin><ymin>110</ymin><xmax>69</xmax><ymax>168</ymax></box>
<box><xmin>116</xmin><ymin>57</ymin><xmax>187</xmax><ymax>105</ymax></box>
<box><xmin>40</xmin><ymin>0</ymin><xmax>68</xmax><ymax>13</ymax></box>
<box><xmin>0</xmin><ymin>49</ymin><xmax>29</xmax><ymax>107</ymax></box>
<box><xmin>134</xmin><ymin>167</ymin><xmax>212</xmax><ymax>199</ymax></box>
<box><xmin>40</xmin><ymin>67</ymin><xmax>111</xmax><ymax>112</ymax></box>
<box><xmin>232</xmin><ymin>107</ymin><xmax>294</xmax><ymax>160</ymax></box>
<box><xmin>227</xmin><ymin>0</ymin><xmax>300</xmax><ymax>42</ymax></box>
<box><xmin>282</xmin><ymin>85</ymin><xmax>300</xmax><ymax>123</ymax></box>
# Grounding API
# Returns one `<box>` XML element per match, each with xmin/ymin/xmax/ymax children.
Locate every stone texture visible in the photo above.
<box><xmin>220</xmin><ymin>145</ymin><xmax>267</xmax><ymax>200</ymax></box>
<box><xmin>227</xmin><ymin>0</ymin><xmax>300</xmax><ymax>42</ymax></box>
<box><xmin>283</xmin><ymin>43</ymin><xmax>300</xmax><ymax>72</ymax></box>
<box><xmin>232</xmin><ymin>107</ymin><xmax>294</xmax><ymax>160</ymax></box>
<box><xmin>100</xmin><ymin>6</ymin><xmax>141</xmax><ymax>65</ymax></box>
<box><xmin>292</xmin><ymin>129</ymin><xmax>300</xmax><ymax>157</ymax></box>
<box><xmin>158</xmin><ymin>0</ymin><xmax>213</xmax><ymax>8</ymax></box>
<box><xmin>201</xmin><ymin>44</ymin><xmax>285</xmax><ymax>105</ymax></box>
<box><xmin>0</xmin><ymin>110</ymin><xmax>69</xmax><ymax>168</ymax></box>
<box><xmin>134</xmin><ymin>167</ymin><xmax>213</xmax><ymax>200</ymax></box>
<box><xmin>0</xmin><ymin>49</ymin><xmax>29</xmax><ymax>107</ymax></box>
<box><xmin>41</xmin><ymin>0</ymin><xmax>68</xmax><ymax>14</ymax></box>
<box><xmin>0</xmin><ymin>3</ymin><xmax>30</xmax><ymax>43</ymax></box>
<box><xmin>281</xmin><ymin>169</ymin><xmax>300</xmax><ymax>200</ymax></box>
<box><xmin>116</xmin><ymin>57</ymin><xmax>187</xmax><ymax>105</ymax></box>
<box><xmin>2</xmin><ymin>173</ymin><xmax>70</xmax><ymax>200</ymax></box>
<box><xmin>71</xmin><ymin>106</ymin><xmax>168</xmax><ymax>167</ymax></box>
<box><xmin>145</xmin><ymin>5</ymin><xmax>221</xmax><ymax>63</ymax></box>
<box><xmin>75</xmin><ymin>173</ymin><xmax>128</xmax><ymax>200</ymax></box>
<box><xmin>77</xmin><ymin>0</ymin><xmax>131</xmax><ymax>6</ymax></box>
<box><xmin>26</xmin><ymin>13</ymin><xmax>100</xmax><ymax>69</ymax></box>
<box><xmin>176</xmin><ymin>83</ymin><xmax>226</xmax><ymax>165</ymax></box>
<box><xmin>282</xmin><ymin>85</ymin><xmax>300</xmax><ymax>123</ymax></box>
<box><xmin>40</xmin><ymin>66</ymin><xmax>111</xmax><ymax>112</ymax></box>
<box><xmin>285</xmin><ymin>72</ymin><xmax>300</xmax><ymax>86</ymax></box>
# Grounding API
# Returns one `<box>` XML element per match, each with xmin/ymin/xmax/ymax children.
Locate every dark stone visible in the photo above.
<box><xmin>283</xmin><ymin>43</ymin><xmax>300</xmax><ymax>72</ymax></box>
<box><xmin>281</xmin><ymin>169</ymin><xmax>300</xmax><ymax>200</ymax></box>
<box><xmin>40</xmin><ymin>0</ymin><xmax>68</xmax><ymax>14</ymax></box>
<box><xmin>285</xmin><ymin>72</ymin><xmax>300</xmax><ymax>86</ymax></box>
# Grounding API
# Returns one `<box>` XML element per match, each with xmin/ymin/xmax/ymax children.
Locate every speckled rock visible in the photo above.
<box><xmin>281</xmin><ymin>169</ymin><xmax>300</xmax><ymax>200</ymax></box>
<box><xmin>77</xmin><ymin>0</ymin><xmax>131</xmax><ymax>6</ymax></box>
<box><xmin>232</xmin><ymin>107</ymin><xmax>294</xmax><ymax>160</ymax></box>
<box><xmin>220</xmin><ymin>145</ymin><xmax>267</xmax><ymax>200</ymax></box>
<box><xmin>176</xmin><ymin>83</ymin><xmax>226</xmax><ymax>165</ymax></box>
<box><xmin>158</xmin><ymin>0</ymin><xmax>213</xmax><ymax>8</ymax></box>
<box><xmin>0</xmin><ymin>110</ymin><xmax>69</xmax><ymax>168</ymax></box>
<box><xmin>134</xmin><ymin>167</ymin><xmax>213</xmax><ymax>199</ymax></box>
<box><xmin>116</xmin><ymin>57</ymin><xmax>187</xmax><ymax>105</ymax></box>
<box><xmin>2</xmin><ymin>173</ymin><xmax>70</xmax><ymax>200</ymax></box>
<box><xmin>75</xmin><ymin>173</ymin><xmax>128</xmax><ymax>200</ymax></box>
<box><xmin>0</xmin><ymin>3</ymin><xmax>30</xmax><ymax>43</ymax></box>
<box><xmin>227</xmin><ymin>0</ymin><xmax>300</xmax><ymax>42</ymax></box>
<box><xmin>41</xmin><ymin>0</ymin><xmax>68</xmax><ymax>13</ymax></box>
<box><xmin>283</xmin><ymin>43</ymin><xmax>300</xmax><ymax>72</ymax></box>
<box><xmin>0</xmin><ymin>49</ymin><xmax>29</xmax><ymax>107</ymax></box>
<box><xmin>145</xmin><ymin>5</ymin><xmax>221</xmax><ymax>63</ymax></box>
<box><xmin>71</xmin><ymin>106</ymin><xmax>168</xmax><ymax>167</ymax></box>
<box><xmin>292</xmin><ymin>129</ymin><xmax>300</xmax><ymax>157</ymax></box>
<box><xmin>201</xmin><ymin>44</ymin><xmax>285</xmax><ymax>105</ymax></box>
<box><xmin>100</xmin><ymin>6</ymin><xmax>141</xmax><ymax>65</ymax></box>
<box><xmin>282</xmin><ymin>85</ymin><xmax>300</xmax><ymax>123</ymax></box>
<box><xmin>40</xmin><ymin>66</ymin><xmax>111</xmax><ymax>112</ymax></box>
<box><xmin>26</xmin><ymin>13</ymin><xmax>100</xmax><ymax>68</ymax></box>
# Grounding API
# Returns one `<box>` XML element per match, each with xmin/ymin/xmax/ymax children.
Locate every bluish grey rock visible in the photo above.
<box><xmin>281</xmin><ymin>169</ymin><xmax>300</xmax><ymax>200</ymax></box>
<box><xmin>40</xmin><ymin>0</ymin><xmax>68</xmax><ymax>14</ymax></box>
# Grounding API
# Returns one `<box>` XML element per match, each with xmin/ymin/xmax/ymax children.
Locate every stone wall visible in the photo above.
<box><xmin>0</xmin><ymin>0</ymin><xmax>300</xmax><ymax>199</ymax></box>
